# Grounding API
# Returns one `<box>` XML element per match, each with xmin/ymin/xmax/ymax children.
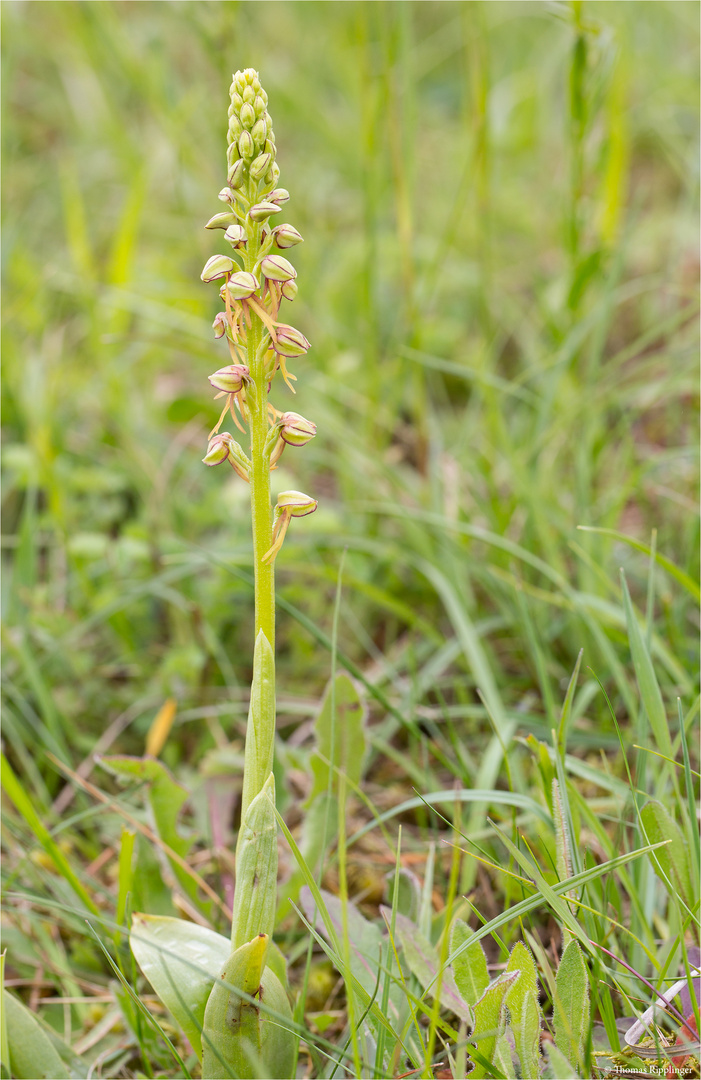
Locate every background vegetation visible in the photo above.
<box><xmin>2</xmin><ymin>2</ymin><xmax>698</xmax><ymax>1078</ymax></box>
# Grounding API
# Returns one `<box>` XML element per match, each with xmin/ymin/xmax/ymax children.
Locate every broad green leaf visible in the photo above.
<box><xmin>506</xmin><ymin>941</ymin><xmax>542</xmax><ymax>1077</ymax></box>
<box><xmin>450</xmin><ymin>917</ymin><xmax>489</xmax><ymax>1006</ymax></box>
<box><xmin>543</xmin><ymin>1041</ymin><xmax>578</xmax><ymax>1079</ymax></box>
<box><xmin>469</xmin><ymin>971</ymin><xmax>520</xmax><ymax>1079</ymax></box>
<box><xmin>130</xmin><ymin>913</ymin><xmax>230</xmax><ymax>1060</ymax></box>
<box><xmin>554</xmin><ymin>939</ymin><xmax>590</xmax><ymax>1068</ymax></box>
<box><xmin>2</xmin><ymin>991</ymin><xmax>86</xmax><ymax>1079</ymax></box>
<box><xmin>308</xmin><ymin>672</ymin><xmax>367</xmax><ymax>803</ymax></box>
<box><xmin>641</xmin><ymin>800</ymin><xmax>694</xmax><ymax>908</ymax></box>
<box><xmin>392</xmin><ymin>911</ymin><xmax>471</xmax><ymax>1022</ymax></box>
<box><xmin>621</xmin><ymin>572</ymin><xmax>674</xmax><ymax>759</ymax></box>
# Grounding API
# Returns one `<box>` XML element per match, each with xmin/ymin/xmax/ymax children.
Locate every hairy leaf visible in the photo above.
<box><xmin>450</xmin><ymin>917</ymin><xmax>489</xmax><ymax>1007</ymax></box>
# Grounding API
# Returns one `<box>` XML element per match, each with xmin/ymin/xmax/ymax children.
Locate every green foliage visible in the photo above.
<box><xmin>506</xmin><ymin>942</ymin><xmax>542</xmax><ymax>1080</ymax></box>
<box><xmin>392</xmin><ymin>912</ymin><xmax>472</xmax><ymax>1023</ymax></box>
<box><xmin>130</xmin><ymin>914</ymin><xmax>230</xmax><ymax>1062</ymax></box>
<box><xmin>2</xmin><ymin>991</ymin><xmax>87</xmax><ymax>1080</ymax></box>
<box><xmin>641</xmin><ymin>799</ymin><xmax>695</xmax><ymax>910</ymax></box>
<box><xmin>469</xmin><ymin>971</ymin><xmax>520</xmax><ymax>1080</ymax></box>
<box><xmin>307</xmin><ymin>672</ymin><xmax>367</xmax><ymax>803</ymax></box>
<box><xmin>554</xmin><ymin>940</ymin><xmax>590</xmax><ymax>1071</ymax></box>
<box><xmin>450</xmin><ymin>917</ymin><xmax>490</xmax><ymax>1007</ymax></box>
<box><xmin>99</xmin><ymin>753</ymin><xmax>211</xmax><ymax>917</ymax></box>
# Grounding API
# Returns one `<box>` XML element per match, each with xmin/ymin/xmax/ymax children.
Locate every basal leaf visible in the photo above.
<box><xmin>392</xmin><ymin>911</ymin><xmax>471</xmax><ymax>1022</ymax></box>
<box><xmin>469</xmin><ymin>971</ymin><xmax>521</xmax><ymax>1079</ymax></box>
<box><xmin>130</xmin><ymin>913</ymin><xmax>230</xmax><ymax>1060</ymax></box>
<box><xmin>554</xmin><ymin>939</ymin><xmax>589</xmax><ymax>1069</ymax></box>
<box><xmin>450</xmin><ymin>917</ymin><xmax>489</xmax><ymax>1007</ymax></box>
<box><xmin>641</xmin><ymin>800</ymin><xmax>694</xmax><ymax>908</ymax></box>
<box><xmin>2</xmin><ymin>990</ymin><xmax>86</xmax><ymax>1079</ymax></box>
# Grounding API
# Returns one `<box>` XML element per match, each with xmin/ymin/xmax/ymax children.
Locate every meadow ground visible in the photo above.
<box><xmin>1</xmin><ymin>2</ymin><xmax>699</xmax><ymax>1078</ymax></box>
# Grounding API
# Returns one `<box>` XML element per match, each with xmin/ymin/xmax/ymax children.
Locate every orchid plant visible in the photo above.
<box><xmin>129</xmin><ymin>68</ymin><xmax>315</xmax><ymax>1080</ymax></box>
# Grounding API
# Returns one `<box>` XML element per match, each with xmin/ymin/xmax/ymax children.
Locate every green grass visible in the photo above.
<box><xmin>2</xmin><ymin>2</ymin><xmax>699</xmax><ymax>1078</ymax></box>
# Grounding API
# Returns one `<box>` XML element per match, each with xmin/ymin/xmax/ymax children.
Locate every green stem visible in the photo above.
<box><xmin>243</xmin><ymin>197</ymin><xmax>275</xmax><ymax>654</ymax></box>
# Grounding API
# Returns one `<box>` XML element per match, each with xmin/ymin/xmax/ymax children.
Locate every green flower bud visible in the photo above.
<box><xmin>228</xmin><ymin>116</ymin><xmax>242</xmax><ymax>140</ymax></box>
<box><xmin>238</xmin><ymin>130</ymin><xmax>254</xmax><ymax>159</ymax></box>
<box><xmin>224</xmin><ymin>223</ymin><xmax>247</xmax><ymax>247</ymax></box>
<box><xmin>201</xmin><ymin>254</ymin><xmax>236</xmax><ymax>282</ymax></box>
<box><xmin>251</xmin><ymin>118</ymin><xmax>267</xmax><ymax>149</ymax></box>
<box><xmin>281</xmin><ymin>279</ymin><xmax>298</xmax><ymax>302</ymax></box>
<box><xmin>223</xmin><ymin>270</ymin><xmax>259</xmax><ymax>300</ymax></box>
<box><xmin>205</xmin><ymin>212</ymin><xmax>239</xmax><ymax>230</ymax></box>
<box><xmin>228</xmin><ymin>159</ymin><xmax>245</xmax><ymax>188</ymax></box>
<box><xmin>209</xmin><ymin>364</ymin><xmax>250</xmax><ymax>394</ymax></box>
<box><xmin>240</xmin><ymin>101</ymin><xmax>256</xmax><ymax>129</ymax></box>
<box><xmin>279</xmin><ymin>412</ymin><xmax>316</xmax><ymax>446</ymax></box>
<box><xmin>218</xmin><ymin>187</ymin><xmax>235</xmax><ymax>204</ymax></box>
<box><xmin>227</xmin><ymin>141</ymin><xmax>240</xmax><ymax>168</ymax></box>
<box><xmin>276</xmin><ymin>490</ymin><xmax>318</xmax><ymax>517</ymax></box>
<box><xmin>212</xmin><ymin>312</ymin><xmax>228</xmax><ymax>339</ymax></box>
<box><xmin>231</xmin><ymin>91</ymin><xmax>243</xmax><ymax>111</ymax></box>
<box><xmin>249</xmin><ymin>153</ymin><xmax>272</xmax><ymax>183</ymax></box>
<box><xmin>254</xmin><ymin>95</ymin><xmax>266</xmax><ymax>117</ymax></box>
<box><xmin>248</xmin><ymin>201</ymin><xmax>282</xmax><ymax>223</ymax></box>
<box><xmin>273</xmin><ymin>323</ymin><xmax>310</xmax><ymax>357</ymax></box>
<box><xmin>261</xmin><ymin>254</ymin><xmax>296</xmax><ymax>282</ymax></box>
<box><xmin>269</xmin><ymin>187</ymin><xmax>290</xmax><ymax>206</ymax></box>
<box><xmin>242</xmin><ymin>85</ymin><xmax>255</xmax><ymax>105</ymax></box>
<box><xmin>271</xmin><ymin>223</ymin><xmax>303</xmax><ymax>249</ymax></box>
<box><xmin>263</xmin><ymin>138</ymin><xmax>276</xmax><ymax>158</ymax></box>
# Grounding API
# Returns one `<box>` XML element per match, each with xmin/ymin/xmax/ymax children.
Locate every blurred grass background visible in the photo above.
<box><xmin>3</xmin><ymin>0</ymin><xmax>697</xmax><ymax>752</ymax></box>
<box><xmin>1</xmin><ymin>0</ymin><xmax>699</xmax><ymax>1046</ymax></box>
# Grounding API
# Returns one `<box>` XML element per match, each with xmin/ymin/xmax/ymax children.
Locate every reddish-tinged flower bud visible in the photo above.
<box><xmin>279</xmin><ymin>412</ymin><xmax>316</xmax><ymax>446</ymax></box>
<box><xmin>277</xmin><ymin>490</ymin><xmax>318</xmax><ymax>517</ymax></box>
<box><xmin>212</xmin><ymin>312</ymin><xmax>228</xmax><ymax>339</ymax></box>
<box><xmin>208</xmin><ymin>364</ymin><xmax>250</xmax><ymax>394</ymax></box>
<box><xmin>269</xmin><ymin>188</ymin><xmax>290</xmax><ymax>206</ymax></box>
<box><xmin>223</xmin><ymin>271</ymin><xmax>259</xmax><ymax>300</ymax></box>
<box><xmin>273</xmin><ymin>324</ymin><xmax>310</xmax><ymax>357</ymax></box>
<box><xmin>205</xmin><ymin>212</ymin><xmax>239</xmax><ymax>230</ymax></box>
<box><xmin>218</xmin><ymin>187</ymin><xmax>235</xmax><ymax>204</ymax></box>
<box><xmin>250</xmin><ymin>153</ymin><xmax>272</xmax><ymax>183</ymax></box>
<box><xmin>240</xmin><ymin>102</ymin><xmax>256</xmax><ymax>129</ymax></box>
<box><xmin>238</xmin><ymin>130</ymin><xmax>254</xmax><ymax>159</ymax></box>
<box><xmin>281</xmin><ymin>280</ymin><xmax>298</xmax><ymax>302</ymax></box>
<box><xmin>228</xmin><ymin>159</ymin><xmax>245</xmax><ymax>189</ymax></box>
<box><xmin>201</xmin><ymin>254</ymin><xmax>236</xmax><ymax>282</ymax></box>
<box><xmin>248</xmin><ymin>201</ymin><xmax>282</xmax><ymax>223</ymax></box>
<box><xmin>271</xmin><ymin>224</ymin><xmax>303</xmax><ymax>249</ymax></box>
<box><xmin>224</xmin><ymin>223</ymin><xmax>247</xmax><ymax>247</ymax></box>
<box><xmin>261</xmin><ymin>254</ymin><xmax>296</xmax><ymax>283</ymax></box>
<box><xmin>202</xmin><ymin>432</ymin><xmax>235</xmax><ymax>466</ymax></box>
<box><xmin>251</xmin><ymin>118</ymin><xmax>267</xmax><ymax>149</ymax></box>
